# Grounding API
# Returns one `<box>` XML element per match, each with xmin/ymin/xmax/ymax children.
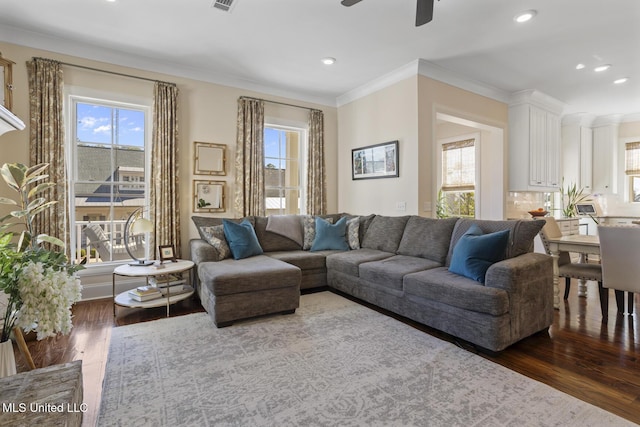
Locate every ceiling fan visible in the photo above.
<box><xmin>341</xmin><ymin>0</ymin><xmax>438</xmax><ymax>27</ymax></box>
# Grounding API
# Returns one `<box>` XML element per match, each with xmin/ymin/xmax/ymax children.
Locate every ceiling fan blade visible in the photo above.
<box><xmin>341</xmin><ymin>0</ymin><xmax>363</xmax><ymax>6</ymax></box>
<box><xmin>415</xmin><ymin>0</ymin><xmax>434</xmax><ymax>26</ymax></box>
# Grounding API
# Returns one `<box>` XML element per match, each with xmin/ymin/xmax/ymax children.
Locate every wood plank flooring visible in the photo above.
<box><xmin>11</xmin><ymin>280</ymin><xmax>640</xmax><ymax>427</ymax></box>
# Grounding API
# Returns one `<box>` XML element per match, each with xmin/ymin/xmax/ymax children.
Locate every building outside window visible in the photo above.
<box><xmin>264</xmin><ymin>124</ymin><xmax>306</xmax><ymax>215</ymax></box>
<box><xmin>68</xmin><ymin>96</ymin><xmax>150</xmax><ymax>264</ymax></box>
<box><xmin>439</xmin><ymin>137</ymin><xmax>476</xmax><ymax>218</ymax></box>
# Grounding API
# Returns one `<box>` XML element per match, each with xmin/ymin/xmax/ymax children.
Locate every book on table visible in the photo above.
<box><xmin>149</xmin><ymin>274</ymin><xmax>186</xmax><ymax>288</ymax></box>
<box><xmin>128</xmin><ymin>287</ymin><xmax>162</xmax><ymax>301</ymax></box>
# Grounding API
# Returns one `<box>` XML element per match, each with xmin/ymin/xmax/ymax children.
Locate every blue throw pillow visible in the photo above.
<box><xmin>449</xmin><ymin>224</ymin><xmax>509</xmax><ymax>283</ymax></box>
<box><xmin>222</xmin><ymin>219</ymin><xmax>264</xmax><ymax>260</ymax></box>
<box><xmin>311</xmin><ymin>216</ymin><xmax>350</xmax><ymax>251</ymax></box>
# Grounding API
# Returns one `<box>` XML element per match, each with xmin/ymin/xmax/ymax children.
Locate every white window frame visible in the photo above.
<box><xmin>436</xmin><ymin>132</ymin><xmax>481</xmax><ymax>218</ymax></box>
<box><xmin>66</xmin><ymin>87</ymin><xmax>152</xmax><ymax>273</ymax></box>
<box><xmin>264</xmin><ymin>119</ymin><xmax>308</xmax><ymax>215</ymax></box>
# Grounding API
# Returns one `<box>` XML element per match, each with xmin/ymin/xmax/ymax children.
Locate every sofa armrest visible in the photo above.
<box><xmin>190</xmin><ymin>239</ymin><xmax>219</xmax><ymax>264</ymax></box>
<box><xmin>485</xmin><ymin>253</ymin><xmax>552</xmax><ymax>294</ymax></box>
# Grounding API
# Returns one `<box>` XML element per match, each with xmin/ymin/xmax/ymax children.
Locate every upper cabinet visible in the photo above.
<box><xmin>509</xmin><ymin>90</ymin><xmax>564</xmax><ymax>191</ymax></box>
<box><xmin>562</xmin><ymin>114</ymin><xmax>594</xmax><ymax>192</ymax></box>
<box><xmin>592</xmin><ymin>123</ymin><xmax>619</xmax><ymax>194</ymax></box>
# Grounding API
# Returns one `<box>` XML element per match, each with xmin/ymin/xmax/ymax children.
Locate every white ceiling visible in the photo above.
<box><xmin>0</xmin><ymin>0</ymin><xmax>638</xmax><ymax>117</ymax></box>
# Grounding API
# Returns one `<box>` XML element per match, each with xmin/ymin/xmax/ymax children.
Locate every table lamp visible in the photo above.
<box><xmin>124</xmin><ymin>208</ymin><xmax>154</xmax><ymax>266</ymax></box>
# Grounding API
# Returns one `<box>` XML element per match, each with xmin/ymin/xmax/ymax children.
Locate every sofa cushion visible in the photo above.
<box><xmin>266</xmin><ymin>250</ymin><xmax>333</xmax><ymax>271</ymax></box>
<box><xmin>449</xmin><ymin>224</ymin><xmax>509</xmax><ymax>283</ymax></box>
<box><xmin>302</xmin><ymin>216</ymin><xmax>334</xmax><ymax>250</ymax></box>
<box><xmin>397</xmin><ymin>217</ymin><xmax>458</xmax><ymax>263</ymax></box>
<box><xmin>361</xmin><ymin>215</ymin><xmax>410</xmax><ymax>253</ymax></box>
<box><xmin>253</xmin><ymin>216</ymin><xmax>302</xmax><ymax>252</ymax></box>
<box><xmin>311</xmin><ymin>217</ymin><xmax>349</xmax><ymax>251</ymax></box>
<box><xmin>403</xmin><ymin>267</ymin><xmax>510</xmax><ymax>316</ymax></box>
<box><xmin>446</xmin><ymin>218</ymin><xmax>544</xmax><ymax>265</ymax></box>
<box><xmin>198</xmin><ymin>255</ymin><xmax>300</xmax><ymax>296</ymax></box>
<box><xmin>223</xmin><ymin>219</ymin><xmax>264</xmax><ymax>260</ymax></box>
<box><xmin>199</xmin><ymin>225</ymin><xmax>231</xmax><ymax>261</ymax></box>
<box><xmin>192</xmin><ymin>216</ymin><xmax>255</xmax><ymax>240</ymax></box>
<box><xmin>346</xmin><ymin>216</ymin><xmax>361</xmax><ymax>250</ymax></box>
<box><xmin>359</xmin><ymin>255</ymin><xmax>441</xmax><ymax>291</ymax></box>
<box><xmin>326</xmin><ymin>248</ymin><xmax>394</xmax><ymax>277</ymax></box>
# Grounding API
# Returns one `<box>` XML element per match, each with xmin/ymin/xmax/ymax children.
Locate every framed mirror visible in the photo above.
<box><xmin>194</xmin><ymin>142</ymin><xmax>226</xmax><ymax>176</ymax></box>
<box><xmin>193</xmin><ymin>180</ymin><xmax>225</xmax><ymax>213</ymax></box>
<box><xmin>0</xmin><ymin>53</ymin><xmax>15</xmax><ymax>111</ymax></box>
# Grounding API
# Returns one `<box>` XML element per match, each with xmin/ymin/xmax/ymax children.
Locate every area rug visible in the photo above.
<box><xmin>98</xmin><ymin>291</ymin><xmax>633</xmax><ymax>426</ymax></box>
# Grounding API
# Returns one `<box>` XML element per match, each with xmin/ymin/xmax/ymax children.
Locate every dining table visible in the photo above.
<box><xmin>544</xmin><ymin>233</ymin><xmax>600</xmax><ymax>309</ymax></box>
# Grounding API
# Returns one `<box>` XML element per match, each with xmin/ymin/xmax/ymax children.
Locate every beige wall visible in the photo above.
<box><xmin>0</xmin><ymin>41</ymin><xmax>338</xmax><ymax>260</ymax></box>
<box><xmin>619</xmin><ymin>120</ymin><xmax>640</xmax><ymax>139</ymax></box>
<box><xmin>337</xmin><ymin>74</ymin><xmax>508</xmax><ymax>218</ymax></box>
<box><xmin>337</xmin><ymin>76</ymin><xmax>419</xmax><ymax>216</ymax></box>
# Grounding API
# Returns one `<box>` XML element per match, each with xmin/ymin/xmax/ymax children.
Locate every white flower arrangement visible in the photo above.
<box><xmin>16</xmin><ymin>261</ymin><xmax>82</xmax><ymax>340</ymax></box>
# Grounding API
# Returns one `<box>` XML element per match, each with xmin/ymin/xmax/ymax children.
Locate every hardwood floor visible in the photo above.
<box><xmin>12</xmin><ymin>281</ymin><xmax>640</xmax><ymax>426</ymax></box>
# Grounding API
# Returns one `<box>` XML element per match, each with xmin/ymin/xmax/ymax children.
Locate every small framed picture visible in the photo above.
<box><xmin>158</xmin><ymin>245</ymin><xmax>177</xmax><ymax>263</ymax></box>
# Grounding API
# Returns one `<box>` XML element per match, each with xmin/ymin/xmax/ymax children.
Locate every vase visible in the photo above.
<box><xmin>0</xmin><ymin>339</ymin><xmax>17</xmax><ymax>377</ymax></box>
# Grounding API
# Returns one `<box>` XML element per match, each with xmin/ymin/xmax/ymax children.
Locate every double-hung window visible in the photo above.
<box><xmin>264</xmin><ymin>124</ymin><xmax>306</xmax><ymax>215</ymax></box>
<box><xmin>440</xmin><ymin>138</ymin><xmax>476</xmax><ymax>218</ymax></box>
<box><xmin>69</xmin><ymin>95</ymin><xmax>150</xmax><ymax>265</ymax></box>
<box><xmin>625</xmin><ymin>141</ymin><xmax>640</xmax><ymax>202</ymax></box>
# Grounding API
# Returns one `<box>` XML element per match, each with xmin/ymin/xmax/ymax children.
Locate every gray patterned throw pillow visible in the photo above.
<box><xmin>346</xmin><ymin>216</ymin><xmax>360</xmax><ymax>250</ymax></box>
<box><xmin>199</xmin><ymin>225</ymin><xmax>231</xmax><ymax>261</ymax></box>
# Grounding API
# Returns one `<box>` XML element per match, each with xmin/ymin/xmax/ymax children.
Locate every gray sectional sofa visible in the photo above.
<box><xmin>190</xmin><ymin>213</ymin><xmax>552</xmax><ymax>352</ymax></box>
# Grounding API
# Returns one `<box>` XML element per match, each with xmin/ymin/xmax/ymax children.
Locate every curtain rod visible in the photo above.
<box><xmin>33</xmin><ymin>57</ymin><xmax>176</xmax><ymax>86</ymax></box>
<box><xmin>240</xmin><ymin>96</ymin><xmax>322</xmax><ymax>113</ymax></box>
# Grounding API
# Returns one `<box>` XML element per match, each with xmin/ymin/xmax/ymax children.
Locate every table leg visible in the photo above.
<box><xmin>551</xmin><ymin>250</ymin><xmax>560</xmax><ymax>309</ymax></box>
<box><xmin>578</xmin><ymin>253</ymin><xmax>588</xmax><ymax>297</ymax></box>
<box><xmin>112</xmin><ymin>273</ymin><xmax>116</xmax><ymax>317</ymax></box>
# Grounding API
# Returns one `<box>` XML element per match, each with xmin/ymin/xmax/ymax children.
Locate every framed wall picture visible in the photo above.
<box><xmin>352</xmin><ymin>140</ymin><xmax>399</xmax><ymax>180</ymax></box>
<box><xmin>193</xmin><ymin>180</ymin><xmax>225</xmax><ymax>213</ymax></box>
<box><xmin>194</xmin><ymin>142</ymin><xmax>226</xmax><ymax>175</ymax></box>
<box><xmin>158</xmin><ymin>245</ymin><xmax>177</xmax><ymax>263</ymax></box>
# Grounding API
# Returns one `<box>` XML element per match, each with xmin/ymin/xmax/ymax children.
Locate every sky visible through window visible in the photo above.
<box><xmin>76</xmin><ymin>102</ymin><xmax>145</xmax><ymax>147</ymax></box>
<box><xmin>265</xmin><ymin>127</ymin><xmax>285</xmax><ymax>168</ymax></box>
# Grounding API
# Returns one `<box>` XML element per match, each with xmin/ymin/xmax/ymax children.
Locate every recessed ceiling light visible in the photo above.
<box><xmin>321</xmin><ymin>57</ymin><xmax>336</xmax><ymax>66</ymax></box>
<box><xmin>514</xmin><ymin>10</ymin><xmax>536</xmax><ymax>23</ymax></box>
<box><xmin>614</xmin><ymin>78</ymin><xmax>629</xmax><ymax>84</ymax></box>
<box><xmin>575</xmin><ymin>63</ymin><xmax>585</xmax><ymax>70</ymax></box>
<box><xmin>594</xmin><ymin>64</ymin><xmax>611</xmax><ymax>72</ymax></box>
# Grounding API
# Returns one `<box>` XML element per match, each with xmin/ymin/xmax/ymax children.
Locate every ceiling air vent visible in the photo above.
<box><xmin>211</xmin><ymin>0</ymin><xmax>237</xmax><ymax>13</ymax></box>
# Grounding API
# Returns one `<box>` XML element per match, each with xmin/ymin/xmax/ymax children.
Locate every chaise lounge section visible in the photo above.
<box><xmin>190</xmin><ymin>213</ymin><xmax>552</xmax><ymax>352</ymax></box>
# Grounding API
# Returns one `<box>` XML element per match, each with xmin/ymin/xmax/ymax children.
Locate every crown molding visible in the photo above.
<box><xmin>0</xmin><ymin>24</ymin><xmax>337</xmax><ymax>108</ymax></box>
<box><xmin>337</xmin><ymin>59</ymin><xmax>511</xmax><ymax>107</ymax></box>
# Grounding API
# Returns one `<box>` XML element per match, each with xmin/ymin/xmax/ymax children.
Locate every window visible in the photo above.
<box><xmin>439</xmin><ymin>138</ymin><xmax>476</xmax><ymax>218</ymax></box>
<box><xmin>625</xmin><ymin>141</ymin><xmax>640</xmax><ymax>202</ymax></box>
<box><xmin>264</xmin><ymin>124</ymin><xmax>306</xmax><ymax>215</ymax></box>
<box><xmin>69</xmin><ymin>96</ymin><xmax>150</xmax><ymax>264</ymax></box>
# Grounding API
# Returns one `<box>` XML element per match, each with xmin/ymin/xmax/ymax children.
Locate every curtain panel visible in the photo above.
<box><xmin>306</xmin><ymin>110</ymin><xmax>326</xmax><ymax>215</ymax></box>
<box><xmin>234</xmin><ymin>98</ymin><xmax>265</xmax><ymax>217</ymax></box>
<box><xmin>151</xmin><ymin>82</ymin><xmax>181</xmax><ymax>258</ymax></box>
<box><xmin>26</xmin><ymin>58</ymin><xmax>69</xmax><ymax>254</ymax></box>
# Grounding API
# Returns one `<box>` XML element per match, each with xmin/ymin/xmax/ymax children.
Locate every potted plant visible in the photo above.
<box><xmin>560</xmin><ymin>178</ymin><xmax>590</xmax><ymax>218</ymax></box>
<box><xmin>0</xmin><ymin>163</ymin><xmax>83</xmax><ymax>376</ymax></box>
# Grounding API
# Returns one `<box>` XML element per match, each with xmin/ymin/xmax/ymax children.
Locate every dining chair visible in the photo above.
<box><xmin>538</xmin><ymin>217</ymin><xmax>607</xmax><ymax>315</ymax></box>
<box><xmin>597</xmin><ymin>225</ymin><xmax>640</xmax><ymax>315</ymax></box>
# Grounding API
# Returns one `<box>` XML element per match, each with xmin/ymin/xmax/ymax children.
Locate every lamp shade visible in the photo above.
<box><xmin>131</xmin><ymin>217</ymin><xmax>153</xmax><ymax>234</ymax></box>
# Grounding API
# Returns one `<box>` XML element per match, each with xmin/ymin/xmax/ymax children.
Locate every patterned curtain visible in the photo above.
<box><xmin>234</xmin><ymin>98</ymin><xmax>265</xmax><ymax>217</ymax></box>
<box><xmin>306</xmin><ymin>110</ymin><xmax>326</xmax><ymax>215</ymax></box>
<box><xmin>150</xmin><ymin>82</ymin><xmax>181</xmax><ymax>258</ymax></box>
<box><xmin>26</xmin><ymin>58</ymin><xmax>69</xmax><ymax>254</ymax></box>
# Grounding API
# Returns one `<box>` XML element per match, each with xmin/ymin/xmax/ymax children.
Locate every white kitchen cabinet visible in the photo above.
<box><xmin>592</xmin><ymin>124</ymin><xmax>618</xmax><ymax>194</ymax></box>
<box><xmin>509</xmin><ymin>102</ymin><xmax>562</xmax><ymax>191</ymax></box>
<box><xmin>561</xmin><ymin>120</ymin><xmax>593</xmax><ymax>192</ymax></box>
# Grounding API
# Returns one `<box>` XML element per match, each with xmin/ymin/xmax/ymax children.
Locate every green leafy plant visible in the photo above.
<box><xmin>559</xmin><ymin>178</ymin><xmax>590</xmax><ymax>218</ymax></box>
<box><xmin>436</xmin><ymin>188</ymin><xmax>448</xmax><ymax>219</ymax></box>
<box><xmin>0</xmin><ymin>163</ymin><xmax>83</xmax><ymax>343</ymax></box>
